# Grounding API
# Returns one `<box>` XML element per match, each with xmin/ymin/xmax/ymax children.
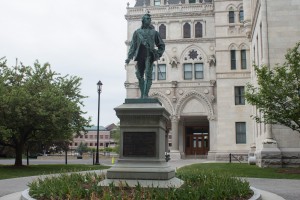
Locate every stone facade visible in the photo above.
<box><xmin>244</xmin><ymin>0</ymin><xmax>300</xmax><ymax>167</ymax></box>
<box><xmin>124</xmin><ymin>0</ymin><xmax>300</xmax><ymax>166</ymax></box>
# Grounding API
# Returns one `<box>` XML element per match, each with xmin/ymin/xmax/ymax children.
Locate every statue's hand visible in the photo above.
<box><xmin>152</xmin><ymin>49</ymin><xmax>159</xmax><ymax>61</ymax></box>
<box><xmin>125</xmin><ymin>58</ymin><xmax>130</xmax><ymax>64</ymax></box>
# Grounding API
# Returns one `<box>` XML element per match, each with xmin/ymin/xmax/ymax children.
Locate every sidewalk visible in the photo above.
<box><xmin>0</xmin><ymin>159</ymin><xmax>296</xmax><ymax>200</ymax></box>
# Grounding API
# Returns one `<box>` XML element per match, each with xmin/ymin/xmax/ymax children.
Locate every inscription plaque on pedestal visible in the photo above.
<box><xmin>123</xmin><ymin>132</ymin><xmax>156</xmax><ymax>157</ymax></box>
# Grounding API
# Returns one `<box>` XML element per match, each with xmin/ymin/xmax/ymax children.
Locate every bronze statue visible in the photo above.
<box><xmin>125</xmin><ymin>13</ymin><xmax>165</xmax><ymax>98</ymax></box>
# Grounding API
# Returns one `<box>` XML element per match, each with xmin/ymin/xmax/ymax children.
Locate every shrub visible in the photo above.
<box><xmin>176</xmin><ymin>169</ymin><xmax>251</xmax><ymax>199</ymax></box>
<box><xmin>29</xmin><ymin>172</ymin><xmax>105</xmax><ymax>200</ymax></box>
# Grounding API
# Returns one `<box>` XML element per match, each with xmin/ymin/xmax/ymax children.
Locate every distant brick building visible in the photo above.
<box><xmin>69</xmin><ymin>125</ymin><xmax>116</xmax><ymax>151</ymax></box>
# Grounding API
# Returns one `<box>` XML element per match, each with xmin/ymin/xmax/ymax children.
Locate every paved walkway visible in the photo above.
<box><xmin>0</xmin><ymin>159</ymin><xmax>299</xmax><ymax>200</ymax></box>
<box><xmin>246</xmin><ymin>178</ymin><xmax>300</xmax><ymax>200</ymax></box>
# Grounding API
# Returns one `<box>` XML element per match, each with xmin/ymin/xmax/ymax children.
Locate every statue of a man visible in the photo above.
<box><xmin>125</xmin><ymin>13</ymin><xmax>165</xmax><ymax>98</ymax></box>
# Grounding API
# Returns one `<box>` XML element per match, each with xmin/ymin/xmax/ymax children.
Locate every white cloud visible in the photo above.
<box><xmin>0</xmin><ymin>0</ymin><xmax>137</xmax><ymax>126</ymax></box>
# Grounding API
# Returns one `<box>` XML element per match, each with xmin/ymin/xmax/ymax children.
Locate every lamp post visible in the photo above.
<box><xmin>95</xmin><ymin>80</ymin><xmax>103</xmax><ymax>165</ymax></box>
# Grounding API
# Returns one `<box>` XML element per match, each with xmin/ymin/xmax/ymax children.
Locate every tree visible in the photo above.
<box><xmin>0</xmin><ymin>59</ymin><xmax>91</xmax><ymax>166</ymax></box>
<box><xmin>111</xmin><ymin>122</ymin><xmax>120</xmax><ymax>154</ymax></box>
<box><xmin>76</xmin><ymin>142</ymin><xmax>89</xmax><ymax>156</ymax></box>
<box><xmin>245</xmin><ymin>42</ymin><xmax>300</xmax><ymax>133</ymax></box>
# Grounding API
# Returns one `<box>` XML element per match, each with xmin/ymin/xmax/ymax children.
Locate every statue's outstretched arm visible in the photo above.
<box><xmin>126</xmin><ymin>31</ymin><xmax>138</xmax><ymax>63</ymax></box>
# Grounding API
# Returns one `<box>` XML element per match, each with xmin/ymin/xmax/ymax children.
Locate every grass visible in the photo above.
<box><xmin>0</xmin><ymin>164</ymin><xmax>109</xmax><ymax>180</ymax></box>
<box><xmin>178</xmin><ymin>163</ymin><xmax>300</xmax><ymax>179</ymax></box>
<box><xmin>1</xmin><ymin>163</ymin><xmax>299</xmax><ymax>180</ymax></box>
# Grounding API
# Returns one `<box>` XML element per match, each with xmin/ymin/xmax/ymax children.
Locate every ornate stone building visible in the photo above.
<box><xmin>124</xmin><ymin>0</ymin><xmax>300</xmax><ymax>165</ymax></box>
<box><xmin>244</xmin><ymin>0</ymin><xmax>300</xmax><ymax>167</ymax></box>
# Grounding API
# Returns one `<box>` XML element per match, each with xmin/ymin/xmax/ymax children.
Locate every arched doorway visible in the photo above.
<box><xmin>175</xmin><ymin>91</ymin><xmax>214</xmax><ymax>158</ymax></box>
<box><xmin>181</xmin><ymin>116</ymin><xmax>210</xmax><ymax>157</ymax></box>
<box><xmin>185</xmin><ymin>125</ymin><xmax>209</xmax><ymax>156</ymax></box>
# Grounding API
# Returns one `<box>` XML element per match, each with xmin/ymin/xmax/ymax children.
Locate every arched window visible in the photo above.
<box><xmin>231</xmin><ymin>49</ymin><xmax>236</xmax><ymax>70</ymax></box>
<box><xmin>154</xmin><ymin>0</ymin><xmax>160</xmax><ymax>6</ymax></box>
<box><xmin>152</xmin><ymin>64</ymin><xmax>167</xmax><ymax>80</ymax></box>
<box><xmin>239</xmin><ymin>10</ymin><xmax>244</xmax><ymax>22</ymax></box>
<box><xmin>183</xmin><ymin>63</ymin><xmax>204</xmax><ymax>80</ymax></box>
<box><xmin>159</xmin><ymin>24</ymin><xmax>166</xmax><ymax>39</ymax></box>
<box><xmin>157</xmin><ymin>64</ymin><xmax>166</xmax><ymax>80</ymax></box>
<box><xmin>183</xmin><ymin>23</ymin><xmax>191</xmax><ymax>38</ymax></box>
<box><xmin>152</xmin><ymin>64</ymin><xmax>156</xmax><ymax>80</ymax></box>
<box><xmin>195</xmin><ymin>22</ymin><xmax>203</xmax><ymax>38</ymax></box>
<box><xmin>241</xmin><ymin>49</ymin><xmax>247</xmax><ymax>69</ymax></box>
<box><xmin>229</xmin><ymin>8</ymin><xmax>235</xmax><ymax>23</ymax></box>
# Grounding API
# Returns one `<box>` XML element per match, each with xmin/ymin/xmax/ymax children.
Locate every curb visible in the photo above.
<box><xmin>21</xmin><ymin>186</ymin><xmax>263</xmax><ymax>200</ymax></box>
<box><xmin>21</xmin><ymin>189</ymin><xmax>35</xmax><ymax>200</ymax></box>
<box><xmin>250</xmin><ymin>187</ymin><xmax>262</xmax><ymax>200</ymax></box>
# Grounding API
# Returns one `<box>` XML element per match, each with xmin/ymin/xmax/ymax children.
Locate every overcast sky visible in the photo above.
<box><xmin>0</xmin><ymin>0</ymin><xmax>137</xmax><ymax>127</ymax></box>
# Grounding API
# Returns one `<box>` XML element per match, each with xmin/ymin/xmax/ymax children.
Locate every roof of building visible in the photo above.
<box><xmin>105</xmin><ymin>123</ymin><xmax>117</xmax><ymax>131</ymax></box>
<box><xmin>134</xmin><ymin>0</ymin><xmax>212</xmax><ymax>7</ymax></box>
<box><xmin>84</xmin><ymin>126</ymin><xmax>107</xmax><ymax>131</ymax></box>
<box><xmin>135</xmin><ymin>0</ymin><xmax>179</xmax><ymax>7</ymax></box>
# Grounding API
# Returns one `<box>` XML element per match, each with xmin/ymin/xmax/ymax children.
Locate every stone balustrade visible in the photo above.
<box><xmin>126</xmin><ymin>3</ymin><xmax>213</xmax><ymax>17</ymax></box>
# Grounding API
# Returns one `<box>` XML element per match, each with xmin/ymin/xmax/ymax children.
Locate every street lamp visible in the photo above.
<box><xmin>95</xmin><ymin>80</ymin><xmax>103</xmax><ymax>165</ymax></box>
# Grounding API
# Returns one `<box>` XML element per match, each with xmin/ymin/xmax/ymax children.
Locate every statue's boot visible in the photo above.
<box><xmin>139</xmin><ymin>79</ymin><xmax>145</xmax><ymax>98</ymax></box>
<box><xmin>143</xmin><ymin>79</ymin><xmax>152</xmax><ymax>98</ymax></box>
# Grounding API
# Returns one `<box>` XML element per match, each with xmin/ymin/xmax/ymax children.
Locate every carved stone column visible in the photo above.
<box><xmin>170</xmin><ymin>115</ymin><xmax>181</xmax><ymax>160</ymax></box>
<box><xmin>243</xmin><ymin>0</ymin><xmax>252</xmax><ymax>39</ymax></box>
<box><xmin>206</xmin><ymin>114</ymin><xmax>217</xmax><ymax>160</ymax></box>
<box><xmin>263</xmin><ymin>124</ymin><xmax>277</xmax><ymax>144</ymax></box>
<box><xmin>261</xmin><ymin>0</ymin><xmax>269</xmax><ymax>65</ymax></box>
<box><xmin>171</xmin><ymin>115</ymin><xmax>179</xmax><ymax>151</ymax></box>
<box><xmin>171</xmin><ymin>81</ymin><xmax>178</xmax><ymax>103</ymax></box>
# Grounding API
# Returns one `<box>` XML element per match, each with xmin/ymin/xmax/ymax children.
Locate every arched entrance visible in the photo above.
<box><xmin>175</xmin><ymin>91</ymin><xmax>214</xmax><ymax>158</ymax></box>
<box><xmin>185</xmin><ymin>128</ymin><xmax>209</xmax><ymax>155</ymax></box>
<box><xmin>182</xmin><ymin>116</ymin><xmax>209</xmax><ymax>156</ymax></box>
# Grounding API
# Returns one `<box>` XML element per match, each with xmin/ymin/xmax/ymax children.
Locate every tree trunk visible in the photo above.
<box><xmin>14</xmin><ymin>144</ymin><xmax>23</xmax><ymax>166</ymax></box>
<box><xmin>65</xmin><ymin>150</ymin><xmax>68</xmax><ymax>165</ymax></box>
<box><xmin>26</xmin><ymin>147</ymin><xmax>29</xmax><ymax>166</ymax></box>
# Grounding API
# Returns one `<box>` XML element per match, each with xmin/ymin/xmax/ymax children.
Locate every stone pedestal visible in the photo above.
<box><xmin>169</xmin><ymin>150</ymin><xmax>181</xmax><ymax>160</ymax></box>
<box><xmin>256</xmin><ymin>139</ymin><xmax>282</xmax><ymax>168</ymax></box>
<box><xmin>248</xmin><ymin>143</ymin><xmax>256</xmax><ymax>165</ymax></box>
<box><xmin>101</xmin><ymin>99</ymin><xmax>182</xmax><ymax>187</ymax></box>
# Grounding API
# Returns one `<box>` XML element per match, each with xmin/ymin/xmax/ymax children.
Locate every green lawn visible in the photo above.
<box><xmin>0</xmin><ymin>164</ymin><xmax>109</xmax><ymax>180</ymax></box>
<box><xmin>178</xmin><ymin>163</ymin><xmax>300</xmax><ymax>179</ymax></box>
<box><xmin>1</xmin><ymin>163</ymin><xmax>299</xmax><ymax>180</ymax></box>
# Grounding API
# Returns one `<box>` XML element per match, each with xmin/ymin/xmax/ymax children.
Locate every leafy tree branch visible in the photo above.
<box><xmin>245</xmin><ymin>42</ymin><xmax>300</xmax><ymax>133</ymax></box>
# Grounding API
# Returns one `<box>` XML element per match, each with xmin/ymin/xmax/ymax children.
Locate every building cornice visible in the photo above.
<box><xmin>125</xmin><ymin>80</ymin><xmax>215</xmax><ymax>89</ymax></box>
<box><xmin>125</xmin><ymin>3</ymin><xmax>214</xmax><ymax>20</ymax></box>
<box><xmin>215</xmin><ymin>23</ymin><xmax>244</xmax><ymax>27</ymax></box>
<box><xmin>125</xmin><ymin>38</ymin><xmax>215</xmax><ymax>46</ymax></box>
<box><xmin>215</xmin><ymin>35</ymin><xmax>248</xmax><ymax>39</ymax></box>
<box><xmin>126</xmin><ymin>12</ymin><xmax>214</xmax><ymax>21</ymax></box>
<box><xmin>165</xmin><ymin>38</ymin><xmax>215</xmax><ymax>44</ymax></box>
<box><xmin>216</xmin><ymin>71</ymin><xmax>251</xmax><ymax>79</ymax></box>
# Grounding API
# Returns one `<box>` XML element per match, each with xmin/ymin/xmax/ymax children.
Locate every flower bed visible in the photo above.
<box><xmin>28</xmin><ymin>170</ymin><xmax>252</xmax><ymax>199</ymax></box>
